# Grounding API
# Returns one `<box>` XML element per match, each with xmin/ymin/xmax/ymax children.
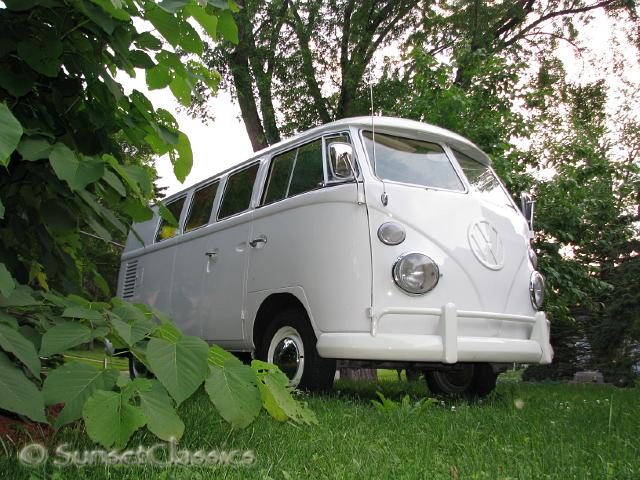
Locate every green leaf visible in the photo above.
<box><xmin>16</xmin><ymin>35</ymin><xmax>63</xmax><ymax>77</ymax></box>
<box><xmin>146</xmin><ymin>64</ymin><xmax>172</xmax><ymax>90</ymax></box>
<box><xmin>153</xmin><ymin>318</ymin><xmax>183</xmax><ymax>341</ymax></box>
<box><xmin>4</xmin><ymin>0</ymin><xmax>42</xmax><ymax>11</ymax></box>
<box><xmin>252</xmin><ymin>360</ymin><xmax>317</xmax><ymax>425</ymax></box>
<box><xmin>0</xmin><ymin>352</ymin><xmax>46</xmax><ymax>423</ymax></box>
<box><xmin>82</xmin><ymin>390</ymin><xmax>147</xmax><ymax>449</ymax></box>
<box><xmin>0</xmin><ymin>284</ymin><xmax>38</xmax><ymax>307</ymax></box>
<box><xmin>135</xmin><ymin>32</ymin><xmax>162</xmax><ymax>51</ymax></box>
<box><xmin>218</xmin><ymin>10</ymin><xmax>238</xmax><ymax>44</ymax></box>
<box><xmin>179</xmin><ymin>21</ymin><xmax>203</xmax><ymax>55</ymax></box>
<box><xmin>130</xmin><ymin>50</ymin><xmax>156</xmax><ymax>69</ymax></box>
<box><xmin>208</xmin><ymin>344</ymin><xmax>242</xmax><ymax>368</ymax></box>
<box><xmin>40</xmin><ymin>322</ymin><xmax>93</xmax><ymax>357</ymax></box>
<box><xmin>185</xmin><ymin>5</ymin><xmax>218</xmax><ymax>39</ymax></box>
<box><xmin>0</xmin><ymin>311</ymin><xmax>18</xmax><ymax>329</ymax></box>
<box><xmin>0</xmin><ymin>199</ymin><xmax>4</xmax><ymax>219</ymax></box>
<box><xmin>156</xmin><ymin>201</ymin><xmax>179</xmax><ymax>228</ymax></box>
<box><xmin>49</xmin><ymin>144</ymin><xmax>105</xmax><ymax>191</ymax></box>
<box><xmin>62</xmin><ymin>305</ymin><xmax>104</xmax><ymax>322</ymax></box>
<box><xmin>169</xmin><ymin>75</ymin><xmax>192</xmax><ymax>107</ymax></box>
<box><xmin>90</xmin><ymin>0</ymin><xmax>131</xmax><ymax>21</ymax></box>
<box><xmin>158</xmin><ymin>0</ymin><xmax>190</xmax><ymax>13</ymax></box>
<box><xmin>206</xmin><ymin>359</ymin><xmax>262</xmax><ymax>429</ymax></box>
<box><xmin>43</xmin><ymin>362</ymin><xmax>119</xmax><ymax>428</ymax></box>
<box><xmin>0</xmin><ymin>263</ymin><xmax>15</xmax><ymax>298</ymax></box>
<box><xmin>0</xmin><ymin>324</ymin><xmax>40</xmax><ymax>378</ymax></box>
<box><xmin>17</xmin><ymin>136</ymin><xmax>52</xmax><ymax>161</ymax></box>
<box><xmin>103</xmin><ymin>170</ymin><xmax>127</xmax><ymax>196</ymax></box>
<box><xmin>174</xmin><ymin>132</ymin><xmax>193</xmax><ymax>182</ymax></box>
<box><xmin>0</xmin><ymin>103</ymin><xmax>23</xmax><ymax>167</ymax></box>
<box><xmin>138</xmin><ymin>380</ymin><xmax>185</xmax><ymax>441</ymax></box>
<box><xmin>146</xmin><ymin>335</ymin><xmax>208</xmax><ymax>405</ymax></box>
<box><xmin>111</xmin><ymin>315</ymin><xmax>156</xmax><ymax>347</ymax></box>
<box><xmin>146</xmin><ymin>5</ymin><xmax>181</xmax><ymax>47</ymax></box>
<box><xmin>0</xmin><ymin>67</ymin><xmax>36</xmax><ymax>97</ymax></box>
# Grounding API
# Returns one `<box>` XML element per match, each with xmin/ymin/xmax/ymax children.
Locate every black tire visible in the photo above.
<box><xmin>425</xmin><ymin>363</ymin><xmax>496</xmax><ymax>398</ymax></box>
<box><xmin>256</xmin><ymin>307</ymin><xmax>335</xmax><ymax>392</ymax></box>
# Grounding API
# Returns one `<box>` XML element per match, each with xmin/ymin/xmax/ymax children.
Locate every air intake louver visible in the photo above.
<box><xmin>122</xmin><ymin>260</ymin><xmax>138</xmax><ymax>299</ymax></box>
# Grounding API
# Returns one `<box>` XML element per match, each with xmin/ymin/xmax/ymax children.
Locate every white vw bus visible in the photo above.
<box><xmin>117</xmin><ymin>117</ymin><xmax>552</xmax><ymax>397</ymax></box>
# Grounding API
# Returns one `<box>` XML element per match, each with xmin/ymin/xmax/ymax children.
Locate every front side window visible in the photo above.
<box><xmin>218</xmin><ymin>163</ymin><xmax>259</xmax><ymax>220</ymax></box>
<box><xmin>362</xmin><ymin>131</ymin><xmax>464</xmax><ymax>191</ymax></box>
<box><xmin>453</xmin><ymin>149</ymin><xmax>513</xmax><ymax>208</ymax></box>
<box><xmin>261</xmin><ymin>139</ymin><xmax>324</xmax><ymax>205</ymax></box>
<box><xmin>155</xmin><ymin>196</ymin><xmax>186</xmax><ymax>242</ymax></box>
<box><xmin>184</xmin><ymin>181</ymin><xmax>219</xmax><ymax>232</ymax></box>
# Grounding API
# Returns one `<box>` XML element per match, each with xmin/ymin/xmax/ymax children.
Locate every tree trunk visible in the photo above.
<box><xmin>339</xmin><ymin>368</ymin><xmax>378</xmax><ymax>382</ymax></box>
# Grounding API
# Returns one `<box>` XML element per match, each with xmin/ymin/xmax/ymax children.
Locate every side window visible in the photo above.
<box><xmin>184</xmin><ymin>181</ymin><xmax>219</xmax><ymax>232</ymax></box>
<box><xmin>262</xmin><ymin>149</ymin><xmax>296</xmax><ymax>205</ymax></box>
<box><xmin>218</xmin><ymin>163</ymin><xmax>259</xmax><ymax>220</ymax></box>
<box><xmin>155</xmin><ymin>196</ymin><xmax>186</xmax><ymax>242</ymax></box>
<box><xmin>288</xmin><ymin>139</ymin><xmax>324</xmax><ymax>197</ymax></box>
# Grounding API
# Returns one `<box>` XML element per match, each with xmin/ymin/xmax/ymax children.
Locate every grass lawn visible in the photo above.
<box><xmin>1</xmin><ymin>372</ymin><xmax>638</xmax><ymax>479</ymax></box>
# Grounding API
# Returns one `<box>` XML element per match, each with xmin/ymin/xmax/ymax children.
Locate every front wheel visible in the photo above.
<box><xmin>257</xmin><ymin>307</ymin><xmax>335</xmax><ymax>392</ymax></box>
<box><xmin>425</xmin><ymin>363</ymin><xmax>496</xmax><ymax>398</ymax></box>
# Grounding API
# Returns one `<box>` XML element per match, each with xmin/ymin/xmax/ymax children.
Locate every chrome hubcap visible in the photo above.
<box><xmin>267</xmin><ymin>326</ymin><xmax>305</xmax><ymax>387</ymax></box>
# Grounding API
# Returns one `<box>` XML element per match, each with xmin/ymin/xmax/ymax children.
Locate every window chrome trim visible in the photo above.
<box><xmin>358</xmin><ymin>129</ymin><xmax>468</xmax><ymax>194</ymax></box>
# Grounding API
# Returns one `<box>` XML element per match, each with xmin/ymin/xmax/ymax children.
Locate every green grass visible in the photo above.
<box><xmin>1</xmin><ymin>374</ymin><xmax>638</xmax><ymax>479</ymax></box>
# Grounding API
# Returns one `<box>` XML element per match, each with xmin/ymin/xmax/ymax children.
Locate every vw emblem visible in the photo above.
<box><xmin>468</xmin><ymin>221</ymin><xmax>504</xmax><ymax>270</ymax></box>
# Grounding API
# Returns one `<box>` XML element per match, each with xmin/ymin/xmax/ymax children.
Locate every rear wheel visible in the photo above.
<box><xmin>425</xmin><ymin>363</ymin><xmax>496</xmax><ymax>398</ymax></box>
<box><xmin>257</xmin><ymin>307</ymin><xmax>335</xmax><ymax>392</ymax></box>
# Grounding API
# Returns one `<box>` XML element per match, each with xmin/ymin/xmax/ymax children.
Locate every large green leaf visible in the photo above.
<box><xmin>252</xmin><ymin>360</ymin><xmax>317</xmax><ymax>425</ymax></box>
<box><xmin>110</xmin><ymin>314</ymin><xmax>156</xmax><ymax>346</ymax></box>
<box><xmin>205</xmin><ymin>359</ymin><xmax>262</xmax><ymax>429</ymax></box>
<box><xmin>185</xmin><ymin>5</ymin><xmax>218</xmax><ymax>39</ymax></box>
<box><xmin>0</xmin><ymin>324</ymin><xmax>40</xmax><ymax>378</ymax></box>
<box><xmin>0</xmin><ymin>103</ymin><xmax>23</xmax><ymax>166</ymax></box>
<box><xmin>0</xmin><ymin>284</ymin><xmax>39</xmax><ymax>307</ymax></box>
<box><xmin>17</xmin><ymin>136</ymin><xmax>52</xmax><ymax>161</ymax></box>
<box><xmin>43</xmin><ymin>362</ymin><xmax>119</xmax><ymax>428</ymax></box>
<box><xmin>146</xmin><ymin>64</ymin><xmax>172</xmax><ymax>90</ymax></box>
<box><xmin>49</xmin><ymin>143</ymin><xmax>105</xmax><ymax>191</ymax></box>
<box><xmin>138</xmin><ymin>380</ymin><xmax>184</xmax><ymax>441</ymax></box>
<box><xmin>158</xmin><ymin>0</ymin><xmax>190</xmax><ymax>14</ymax></box>
<box><xmin>0</xmin><ymin>263</ymin><xmax>15</xmax><ymax>298</ymax></box>
<box><xmin>169</xmin><ymin>75</ymin><xmax>192</xmax><ymax>107</ymax></box>
<box><xmin>82</xmin><ymin>390</ymin><xmax>147</xmax><ymax>449</ymax></box>
<box><xmin>0</xmin><ymin>352</ymin><xmax>46</xmax><ymax>423</ymax></box>
<box><xmin>174</xmin><ymin>132</ymin><xmax>193</xmax><ymax>182</ymax></box>
<box><xmin>218</xmin><ymin>10</ymin><xmax>239</xmax><ymax>44</ymax></box>
<box><xmin>16</xmin><ymin>35</ymin><xmax>63</xmax><ymax>77</ymax></box>
<box><xmin>146</xmin><ymin>335</ymin><xmax>208</xmax><ymax>405</ymax></box>
<box><xmin>146</xmin><ymin>5</ymin><xmax>181</xmax><ymax>47</ymax></box>
<box><xmin>40</xmin><ymin>322</ymin><xmax>93</xmax><ymax>356</ymax></box>
<box><xmin>178</xmin><ymin>21</ymin><xmax>203</xmax><ymax>55</ymax></box>
<box><xmin>62</xmin><ymin>305</ymin><xmax>104</xmax><ymax>323</ymax></box>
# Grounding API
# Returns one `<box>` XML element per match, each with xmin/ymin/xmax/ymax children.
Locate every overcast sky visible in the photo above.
<box><xmin>120</xmin><ymin>11</ymin><xmax>639</xmax><ymax>196</ymax></box>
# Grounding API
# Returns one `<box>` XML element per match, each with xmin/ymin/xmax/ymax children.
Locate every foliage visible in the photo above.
<box><xmin>371</xmin><ymin>390</ymin><xmax>438</xmax><ymax>414</ymax></box>
<box><xmin>0</xmin><ymin>287</ymin><xmax>316</xmax><ymax>448</ymax></box>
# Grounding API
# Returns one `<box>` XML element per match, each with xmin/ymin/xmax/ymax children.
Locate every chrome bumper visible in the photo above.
<box><xmin>316</xmin><ymin>303</ymin><xmax>553</xmax><ymax>364</ymax></box>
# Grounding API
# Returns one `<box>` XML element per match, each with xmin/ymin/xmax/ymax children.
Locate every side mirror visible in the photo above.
<box><xmin>328</xmin><ymin>142</ymin><xmax>356</xmax><ymax>181</ymax></box>
<box><xmin>520</xmin><ymin>192</ymin><xmax>536</xmax><ymax>231</ymax></box>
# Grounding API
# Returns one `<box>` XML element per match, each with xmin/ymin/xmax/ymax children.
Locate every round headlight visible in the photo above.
<box><xmin>528</xmin><ymin>246</ymin><xmax>538</xmax><ymax>269</ymax></box>
<box><xmin>378</xmin><ymin>222</ymin><xmax>406</xmax><ymax>245</ymax></box>
<box><xmin>392</xmin><ymin>252</ymin><xmax>439</xmax><ymax>295</ymax></box>
<box><xmin>529</xmin><ymin>271</ymin><xmax>545</xmax><ymax>309</ymax></box>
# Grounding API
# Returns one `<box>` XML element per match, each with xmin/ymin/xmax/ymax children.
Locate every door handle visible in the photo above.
<box><xmin>205</xmin><ymin>251</ymin><xmax>217</xmax><ymax>258</ymax></box>
<box><xmin>249</xmin><ymin>236</ymin><xmax>267</xmax><ymax>248</ymax></box>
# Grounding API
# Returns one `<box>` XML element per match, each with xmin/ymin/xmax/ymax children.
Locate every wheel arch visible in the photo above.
<box><xmin>250</xmin><ymin>290</ymin><xmax>314</xmax><ymax>352</ymax></box>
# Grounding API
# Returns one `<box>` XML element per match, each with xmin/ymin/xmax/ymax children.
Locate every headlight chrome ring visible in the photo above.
<box><xmin>529</xmin><ymin>271</ymin><xmax>545</xmax><ymax>310</ymax></box>
<box><xmin>392</xmin><ymin>252</ymin><xmax>439</xmax><ymax>295</ymax></box>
